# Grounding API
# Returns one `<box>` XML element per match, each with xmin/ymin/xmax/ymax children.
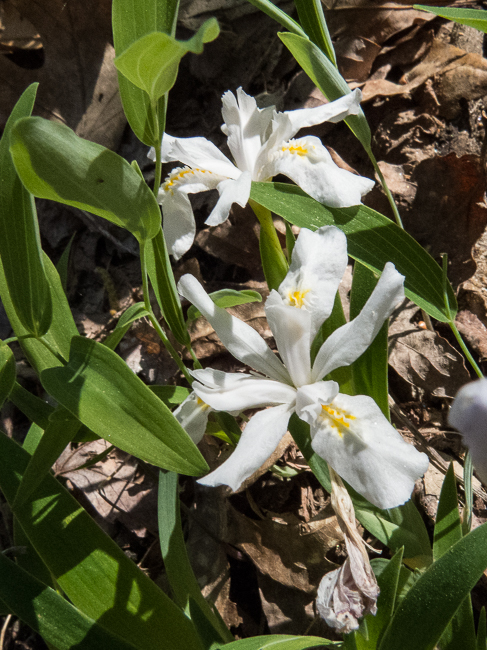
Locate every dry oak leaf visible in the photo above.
<box><xmin>389</xmin><ymin>301</ymin><xmax>470</xmax><ymax>398</ymax></box>
<box><xmin>0</xmin><ymin>0</ymin><xmax>125</xmax><ymax>149</ymax></box>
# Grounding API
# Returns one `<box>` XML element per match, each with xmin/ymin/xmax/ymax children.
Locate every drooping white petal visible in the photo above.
<box><xmin>198</xmin><ymin>403</ymin><xmax>294</xmax><ymax>490</ymax></box>
<box><xmin>284</xmin><ymin>89</ymin><xmax>363</xmax><ymax>137</ymax></box>
<box><xmin>310</xmin><ymin>393</ymin><xmax>429</xmax><ymax>509</ymax></box>
<box><xmin>191</xmin><ymin>368</ymin><xmax>297</xmax><ymax>411</ymax></box>
<box><xmin>158</xmin><ymin>190</ymin><xmax>196</xmax><ymax>260</ymax></box>
<box><xmin>449</xmin><ymin>378</ymin><xmax>487</xmax><ymax>486</ymax></box>
<box><xmin>265</xmin><ymin>292</ymin><xmax>312</xmax><ymax>387</ymax></box>
<box><xmin>295</xmin><ymin>380</ymin><xmax>340</xmax><ymax>425</ymax></box>
<box><xmin>173</xmin><ymin>392</ymin><xmax>211</xmax><ymax>444</ymax></box>
<box><xmin>262</xmin><ymin>136</ymin><xmax>374</xmax><ymax>208</ymax></box>
<box><xmin>221</xmin><ymin>87</ymin><xmax>274</xmax><ymax>175</ymax></box>
<box><xmin>178</xmin><ymin>275</ymin><xmax>291</xmax><ymax>385</ymax></box>
<box><xmin>312</xmin><ymin>262</ymin><xmax>405</xmax><ymax>381</ymax></box>
<box><xmin>163</xmin><ymin>135</ymin><xmax>241</xmax><ymax>179</ymax></box>
<box><xmin>278</xmin><ymin>226</ymin><xmax>348</xmax><ymax>339</ymax></box>
<box><xmin>205</xmin><ymin>172</ymin><xmax>252</xmax><ymax>227</ymax></box>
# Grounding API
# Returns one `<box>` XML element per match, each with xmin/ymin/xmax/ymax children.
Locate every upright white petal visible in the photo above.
<box><xmin>198</xmin><ymin>403</ymin><xmax>294</xmax><ymax>490</ymax></box>
<box><xmin>295</xmin><ymin>380</ymin><xmax>340</xmax><ymax>425</ymax></box>
<box><xmin>265</xmin><ymin>292</ymin><xmax>312</xmax><ymax>387</ymax></box>
<box><xmin>263</xmin><ymin>136</ymin><xmax>374</xmax><ymax>208</ymax></box>
<box><xmin>278</xmin><ymin>226</ymin><xmax>348</xmax><ymax>340</ymax></box>
<box><xmin>310</xmin><ymin>393</ymin><xmax>429</xmax><ymax>509</ymax></box>
<box><xmin>221</xmin><ymin>88</ymin><xmax>274</xmax><ymax>175</ymax></box>
<box><xmin>178</xmin><ymin>275</ymin><xmax>291</xmax><ymax>385</ymax></box>
<box><xmin>449</xmin><ymin>378</ymin><xmax>487</xmax><ymax>486</ymax></box>
<box><xmin>159</xmin><ymin>190</ymin><xmax>196</xmax><ymax>260</ymax></box>
<box><xmin>284</xmin><ymin>89</ymin><xmax>363</xmax><ymax>137</ymax></box>
<box><xmin>173</xmin><ymin>392</ymin><xmax>211</xmax><ymax>444</ymax></box>
<box><xmin>191</xmin><ymin>368</ymin><xmax>297</xmax><ymax>411</ymax></box>
<box><xmin>312</xmin><ymin>262</ymin><xmax>405</xmax><ymax>381</ymax></box>
<box><xmin>205</xmin><ymin>172</ymin><xmax>252</xmax><ymax>227</ymax></box>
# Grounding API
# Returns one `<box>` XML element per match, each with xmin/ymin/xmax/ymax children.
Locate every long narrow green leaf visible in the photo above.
<box><xmin>246</xmin><ymin>0</ymin><xmax>307</xmax><ymax>38</ymax></box>
<box><xmin>112</xmin><ymin>0</ymin><xmax>179</xmax><ymax>145</ymax></box>
<box><xmin>250</xmin><ymin>182</ymin><xmax>457</xmax><ymax>322</ymax></box>
<box><xmin>9</xmin><ymin>382</ymin><xmax>54</xmax><ymax>429</ymax></box>
<box><xmin>41</xmin><ymin>336</ymin><xmax>208</xmax><ymax>475</ymax></box>
<box><xmin>350</xmin><ymin>263</ymin><xmax>389</xmax><ymax>418</ymax></box>
<box><xmin>0</xmin><ymin>432</ymin><xmax>202</xmax><ymax>650</ymax></box>
<box><xmin>414</xmin><ymin>6</ymin><xmax>487</xmax><ymax>33</ymax></box>
<box><xmin>0</xmin><ymin>341</ymin><xmax>15</xmax><ymax>409</ymax></box>
<box><xmin>0</xmin><ymin>83</ymin><xmax>52</xmax><ymax>337</ymax></box>
<box><xmin>187</xmin><ymin>289</ymin><xmax>262</xmax><ymax>323</ymax></box>
<box><xmin>158</xmin><ymin>472</ymin><xmax>231</xmax><ymax>642</ymax></box>
<box><xmin>477</xmin><ymin>608</ymin><xmax>486</xmax><ymax>650</ymax></box>
<box><xmin>220</xmin><ymin>635</ymin><xmax>338</xmax><ymax>649</ymax></box>
<box><xmin>293</xmin><ymin>0</ymin><xmax>336</xmax><ymax>65</ymax></box>
<box><xmin>0</xmin><ymin>552</ymin><xmax>138</xmax><ymax>650</ymax></box>
<box><xmin>103</xmin><ymin>302</ymin><xmax>150</xmax><ymax>350</ymax></box>
<box><xmin>379</xmin><ymin>522</ymin><xmax>487</xmax><ymax>650</ymax></box>
<box><xmin>11</xmin><ymin>118</ymin><xmax>160</xmax><ymax>243</ymax></box>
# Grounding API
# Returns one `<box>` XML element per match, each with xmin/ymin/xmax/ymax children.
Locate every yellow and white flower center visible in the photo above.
<box><xmin>321</xmin><ymin>404</ymin><xmax>356</xmax><ymax>437</ymax></box>
<box><xmin>196</xmin><ymin>396</ymin><xmax>211</xmax><ymax>412</ymax></box>
<box><xmin>281</xmin><ymin>143</ymin><xmax>309</xmax><ymax>156</ymax></box>
<box><xmin>287</xmin><ymin>288</ymin><xmax>310</xmax><ymax>309</ymax></box>
<box><xmin>163</xmin><ymin>167</ymin><xmax>215</xmax><ymax>195</ymax></box>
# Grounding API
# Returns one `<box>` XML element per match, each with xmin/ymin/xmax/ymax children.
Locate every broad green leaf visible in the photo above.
<box><xmin>115</xmin><ymin>20</ymin><xmax>219</xmax><ymax>104</ymax></box>
<box><xmin>350</xmin><ymin>262</ymin><xmax>389</xmax><ymax>418</ymax></box>
<box><xmin>0</xmin><ymin>252</ymin><xmax>78</xmax><ymax>373</ymax></box>
<box><xmin>0</xmin><ymin>551</ymin><xmax>138</xmax><ymax>650</ymax></box>
<box><xmin>294</xmin><ymin>0</ymin><xmax>336</xmax><ymax>65</ymax></box>
<box><xmin>41</xmin><ymin>336</ymin><xmax>208</xmax><ymax>476</ymax></box>
<box><xmin>14</xmin><ymin>407</ymin><xmax>81</xmax><ymax>508</ymax></box>
<box><xmin>187</xmin><ymin>289</ymin><xmax>262</xmax><ymax>322</ymax></box>
<box><xmin>0</xmin><ymin>83</ymin><xmax>52</xmax><ymax>337</ymax></box>
<box><xmin>9</xmin><ymin>382</ymin><xmax>54</xmax><ymax>430</ymax></box>
<box><xmin>150</xmin><ymin>385</ymin><xmax>190</xmax><ymax>407</ymax></box>
<box><xmin>353</xmin><ymin>549</ymin><xmax>404</xmax><ymax>650</ymax></box>
<box><xmin>414</xmin><ymin>6</ymin><xmax>487</xmax><ymax>33</ymax></box>
<box><xmin>250</xmin><ymin>182</ymin><xmax>457</xmax><ymax>322</ymax></box>
<box><xmin>0</xmin><ymin>341</ymin><xmax>15</xmax><ymax>409</ymax></box>
<box><xmin>103</xmin><ymin>302</ymin><xmax>150</xmax><ymax>350</ymax></box>
<box><xmin>146</xmin><ymin>228</ymin><xmax>191</xmax><ymax>346</ymax></box>
<box><xmin>221</xmin><ymin>635</ymin><xmax>339</xmax><ymax>649</ymax></box>
<box><xmin>379</xmin><ymin>522</ymin><xmax>487</xmax><ymax>650</ymax></box>
<box><xmin>245</xmin><ymin>0</ymin><xmax>307</xmax><ymax>38</ymax></box>
<box><xmin>288</xmin><ymin>414</ymin><xmax>432</xmax><ymax>565</ymax></box>
<box><xmin>0</xmin><ymin>432</ymin><xmax>201</xmax><ymax>650</ymax></box>
<box><xmin>112</xmin><ymin>0</ymin><xmax>178</xmax><ymax>146</ymax></box>
<box><xmin>434</xmin><ymin>465</ymin><xmax>476</xmax><ymax>650</ymax></box>
<box><xmin>158</xmin><ymin>472</ymin><xmax>231</xmax><ymax>641</ymax></box>
<box><xmin>11</xmin><ymin>117</ymin><xmax>160</xmax><ymax>242</ymax></box>
<box><xmin>278</xmin><ymin>32</ymin><xmax>371</xmax><ymax>150</ymax></box>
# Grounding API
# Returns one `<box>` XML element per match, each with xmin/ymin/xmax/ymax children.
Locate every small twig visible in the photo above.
<box><xmin>0</xmin><ymin>614</ymin><xmax>11</xmax><ymax>650</ymax></box>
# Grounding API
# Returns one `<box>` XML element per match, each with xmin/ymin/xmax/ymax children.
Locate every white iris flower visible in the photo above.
<box><xmin>149</xmin><ymin>88</ymin><xmax>375</xmax><ymax>259</ymax></box>
<box><xmin>177</xmin><ymin>226</ymin><xmax>429</xmax><ymax>509</ymax></box>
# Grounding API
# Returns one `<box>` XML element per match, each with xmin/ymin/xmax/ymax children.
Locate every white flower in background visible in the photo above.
<box><xmin>449</xmin><ymin>377</ymin><xmax>487</xmax><ymax>486</ymax></box>
<box><xmin>174</xmin><ymin>392</ymin><xmax>213</xmax><ymax>445</ymax></box>
<box><xmin>149</xmin><ymin>88</ymin><xmax>375</xmax><ymax>259</ymax></box>
<box><xmin>178</xmin><ymin>225</ymin><xmax>429</xmax><ymax>509</ymax></box>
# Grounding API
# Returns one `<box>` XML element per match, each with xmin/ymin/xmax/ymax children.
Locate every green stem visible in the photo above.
<box><xmin>152</xmin><ymin>133</ymin><xmax>163</xmax><ymax>199</ymax></box>
<box><xmin>249</xmin><ymin>199</ymin><xmax>288</xmax><ymax>291</ymax></box>
<box><xmin>370</xmin><ymin>153</ymin><xmax>403</xmax><ymax>229</ymax></box>
<box><xmin>188</xmin><ymin>346</ymin><xmax>202</xmax><ymax>370</ymax></box>
<box><xmin>140</xmin><ymin>241</ymin><xmax>193</xmax><ymax>384</ymax></box>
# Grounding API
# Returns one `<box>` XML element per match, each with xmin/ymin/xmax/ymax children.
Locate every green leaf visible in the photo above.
<box><xmin>288</xmin><ymin>414</ymin><xmax>432</xmax><ymax>565</ymax></box>
<box><xmin>278</xmin><ymin>32</ymin><xmax>371</xmax><ymax>150</ymax></box>
<box><xmin>414</xmin><ymin>6</ymin><xmax>487</xmax><ymax>33</ymax></box>
<box><xmin>0</xmin><ymin>83</ymin><xmax>53</xmax><ymax>337</ymax></box>
<box><xmin>350</xmin><ymin>262</ymin><xmax>389</xmax><ymax>418</ymax></box>
<box><xmin>293</xmin><ymin>0</ymin><xmax>336</xmax><ymax>65</ymax></box>
<box><xmin>0</xmin><ymin>431</ymin><xmax>202</xmax><ymax>650</ymax></box>
<box><xmin>13</xmin><ymin>407</ymin><xmax>81</xmax><ymax>508</ymax></box>
<box><xmin>9</xmin><ymin>381</ymin><xmax>54</xmax><ymax>430</ymax></box>
<box><xmin>103</xmin><ymin>302</ymin><xmax>150</xmax><ymax>350</ymax></box>
<box><xmin>10</xmin><ymin>117</ymin><xmax>161</xmax><ymax>243</ymax></box>
<box><xmin>112</xmin><ymin>0</ymin><xmax>178</xmax><ymax>146</ymax></box>
<box><xmin>187</xmin><ymin>289</ymin><xmax>262</xmax><ymax>322</ymax></box>
<box><xmin>0</xmin><ymin>551</ymin><xmax>138</xmax><ymax>650</ymax></box>
<box><xmin>0</xmin><ymin>341</ymin><xmax>15</xmax><ymax>409</ymax></box>
<box><xmin>379</xmin><ymin>522</ymin><xmax>487</xmax><ymax>650</ymax></box>
<box><xmin>250</xmin><ymin>182</ymin><xmax>457</xmax><ymax>322</ymax></box>
<box><xmin>115</xmin><ymin>19</ymin><xmax>219</xmax><ymax>104</ymax></box>
<box><xmin>0</xmin><ymin>252</ymin><xmax>78</xmax><ymax>373</ymax></box>
<box><xmin>150</xmin><ymin>385</ymin><xmax>190</xmax><ymax>407</ymax></box>
<box><xmin>40</xmin><ymin>336</ymin><xmax>208</xmax><ymax>476</ymax></box>
<box><xmin>56</xmin><ymin>231</ymin><xmax>76</xmax><ymax>293</ymax></box>
<box><xmin>245</xmin><ymin>0</ymin><xmax>307</xmax><ymax>38</ymax></box>
<box><xmin>158</xmin><ymin>472</ymin><xmax>231</xmax><ymax>641</ymax></box>
<box><xmin>146</xmin><ymin>228</ymin><xmax>191</xmax><ymax>346</ymax></box>
<box><xmin>220</xmin><ymin>635</ymin><xmax>339</xmax><ymax>649</ymax></box>
<box><xmin>477</xmin><ymin>608</ymin><xmax>486</xmax><ymax>650</ymax></box>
